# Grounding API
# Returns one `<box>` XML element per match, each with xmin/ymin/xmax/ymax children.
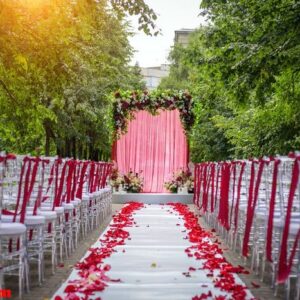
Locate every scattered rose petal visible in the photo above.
<box><xmin>55</xmin><ymin>202</ymin><xmax>144</xmax><ymax>299</ymax></box>
<box><xmin>168</xmin><ymin>203</ymin><xmax>251</xmax><ymax>300</ymax></box>
<box><xmin>251</xmin><ymin>281</ymin><xmax>260</xmax><ymax>288</ymax></box>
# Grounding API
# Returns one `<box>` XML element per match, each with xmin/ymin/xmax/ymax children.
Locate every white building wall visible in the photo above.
<box><xmin>141</xmin><ymin>65</ymin><xmax>169</xmax><ymax>90</ymax></box>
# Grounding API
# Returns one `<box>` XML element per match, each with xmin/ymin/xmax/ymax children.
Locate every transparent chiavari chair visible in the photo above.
<box><xmin>0</xmin><ymin>222</ymin><xmax>28</xmax><ymax>298</ymax></box>
<box><xmin>104</xmin><ymin>187</ymin><xmax>113</xmax><ymax>219</ymax></box>
<box><xmin>232</xmin><ymin>161</ymin><xmax>250</xmax><ymax>255</ymax></box>
<box><xmin>2</xmin><ymin>156</ymin><xmax>47</xmax><ymax>287</ymax></box>
<box><xmin>273</xmin><ymin>157</ymin><xmax>300</xmax><ymax>299</ymax></box>
<box><xmin>45</xmin><ymin>159</ymin><xmax>68</xmax><ymax>262</ymax></box>
<box><xmin>80</xmin><ymin>193</ymin><xmax>91</xmax><ymax>237</ymax></box>
<box><xmin>228</xmin><ymin>162</ymin><xmax>239</xmax><ymax>249</ymax></box>
<box><xmin>70</xmin><ymin>199</ymin><xmax>81</xmax><ymax>249</ymax></box>
<box><xmin>0</xmin><ymin>154</ymin><xmax>29</xmax><ymax>298</ymax></box>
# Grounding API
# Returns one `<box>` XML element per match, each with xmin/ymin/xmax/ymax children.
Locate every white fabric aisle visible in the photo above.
<box><xmin>52</xmin><ymin>205</ymin><xmax>253</xmax><ymax>300</ymax></box>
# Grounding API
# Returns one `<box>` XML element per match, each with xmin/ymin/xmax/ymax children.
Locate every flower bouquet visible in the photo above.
<box><xmin>164</xmin><ymin>169</ymin><xmax>194</xmax><ymax>194</ymax></box>
<box><xmin>109</xmin><ymin>168</ymin><xmax>124</xmax><ymax>193</ymax></box>
<box><xmin>164</xmin><ymin>180</ymin><xmax>179</xmax><ymax>193</ymax></box>
<box><xmin>123</xmin><ymin>170</ymin><xmax>143</xmax><ymax>193</ymax></box>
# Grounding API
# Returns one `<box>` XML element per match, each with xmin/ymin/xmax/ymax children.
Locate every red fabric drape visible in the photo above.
<box><xmin>113</xmin><ymin>110</ymin><xmax>188</xmax><ymax>193</ymax></box>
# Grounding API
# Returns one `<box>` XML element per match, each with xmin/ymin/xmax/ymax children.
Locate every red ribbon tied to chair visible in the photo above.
<box><xmin>277</xmin><ymin>157</ymin><xmax>300</xmax><ymax>283</ymax></box>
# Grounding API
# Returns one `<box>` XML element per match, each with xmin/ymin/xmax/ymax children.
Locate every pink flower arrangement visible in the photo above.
<box><xmin>164</xmin><ymin>169</ymin><xmax>194</xmax><ymax>193</ymax></box>
<box><xmin>110</xmin><ymin>168</ymin><xmax>143</xmax><ymax>193</ymax></box>
<box><xmin>123</xmin><ymin>170</ymin><xmax>143</xmax><ymax>193</ymax></box>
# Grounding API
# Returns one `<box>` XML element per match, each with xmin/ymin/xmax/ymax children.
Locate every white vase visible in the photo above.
<box><xmin>178</xmin><ymin>186</ymin><xmax>188</xmax><ymax>194</ymax></box>
<box><xmin>119</xmin><ymin>185</ymin><xmax>126</xmax><ymax>194</ymax></box>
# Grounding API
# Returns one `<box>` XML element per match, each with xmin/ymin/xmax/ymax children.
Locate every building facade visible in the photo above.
<box><xmin>141</xmin><ymin>64</ymin><xmax>169</xmax><ymax>90</ymax></box>
<box><xmin>174</xmin><ymin>28</ymin><xmax>194</xmax><ymax>47</ymax></box>
<box><xmin>140</xmin><ymin>29</ymin><xmax>194</xmax><ymax>90</ymax></box>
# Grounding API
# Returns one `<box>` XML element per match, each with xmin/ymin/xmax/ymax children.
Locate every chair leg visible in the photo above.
<box><xmin>296</xmin><ymin>274</ymin><xmax>300</xmax><ymax>300</ymax></box>
<box><xmin>52</xmin><ymin>237</ymin><xmax>56</xmax><ymax>274</ymax></box>
<box><xmin>18</xmin><ymin>258</ymin><xmax>23</xmax><ymax>299</ymax></box>
<box><xmin>285</xmin><ymin>278</ymin><xmax>290</xmax><ymax>300</ymax></box>
<box><xmin>38</xmin><ymin>251</ymin><xmax>43</xmax><ymax>285</ymax></box>
<box><xmin>59</xmin><ymin>232</ymin><xmax>63</xmax><ymax>263</ymax></box>
<box><xmin>25</xmin><ymin>257</ymin><xmax>30</xmax><ymax>293</ymax></box>
<box><xmin>0</xmin><ymin>266</ymin><xmax>3</xmax><ymax>291</ymax></box>
<box><xmin>261</xmin><ymin>255</ymin><xmax>266</xmax><ymax>281</ymax></box>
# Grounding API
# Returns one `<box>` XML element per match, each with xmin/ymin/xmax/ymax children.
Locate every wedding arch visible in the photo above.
<box><xmin>111</xmin><ymin>90</ymin><xmax>194</xmax><ymax>193</ymax></box>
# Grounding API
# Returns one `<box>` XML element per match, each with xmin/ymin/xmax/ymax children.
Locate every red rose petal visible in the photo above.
<box><xmin>251</xmin><ymin>281</ymin><xmax>260</xmax><ymax>288</ymax></box>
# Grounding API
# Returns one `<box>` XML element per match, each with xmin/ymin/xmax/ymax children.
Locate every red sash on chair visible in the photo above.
<box><xmin>233</xmin><ymin>162</ymin><xmax>246</xmax><ymax>233</ymax></box>
<box><xmin>242</xmin><ymin>159</ymin><xmax>265</xmax><ymax>257</ymax></box>
<box><xmin>75</xmin><ymin>161</ymin><xmax>89</xmax><ymax>199</ymax></box>
<box><xmin>33</xmin><ymin>158</ymin><xmax>49</xmax><ymax>215</ymax></box>
<box><xmin>266</xmin><ymin>158</ymin><xmax>280</xmax><ymax>262</ymax></box>
<box><xmin>277</xmin><ymin>156</ymin><xmax>300</xmax><ymax>283</ymax></box>
<box><xmin>200</xmin><ymin>163</ymin><xmax>208</xmax><ymax>212</ymax></box>
<box><xmin>228</xmin><ymin>162</ymin><xmax>237</xmax><ymax>229</ymax></box>
<box><xmin>88</xmin><ymin>162</ymin><xmax>96</xmax><ymax>193</ymax></box>
<box><xmin>53</xmin><ymin>161</ymin><xmax>67</xmax><ymax>209</ymax></box>
<box><xmin>193</xmin><ymin>164</ymin><xmax>199</xmax><ymax>206</ymax></box>
<box><xmin>210</xmin><ymin>163</ymin><xmax>216</xmax><ymax>213</ymax></box>
<box><xmin>218</xmin><ymin>162</ymin><xmax>231</xmax><ymax>230</ymax></box>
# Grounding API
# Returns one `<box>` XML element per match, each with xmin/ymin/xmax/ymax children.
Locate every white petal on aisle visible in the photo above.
<box><xmin>52</xmin><ymin>205</ymin><xmax>254</xmax><ymax>300</ymax></box>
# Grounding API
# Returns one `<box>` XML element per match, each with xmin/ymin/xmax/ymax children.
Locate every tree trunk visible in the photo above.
<box><xmin>44</xmin><ymin>121</ymin><xmax>53</xmax><ymax>156</ymax></box>
<box><xmin>45</xmin><ymin>129</ymin><xmax>51</xmax><ymax>156</ymax></box>
<box><xmin>89</xmin><ymin>143</ymin><xmax>93</xmax><ymax>160</ymax></box>
<box><xmin>72</xmin><ymin>137</ymin><xmax>76</xmax><ymax>158</ymax></box>
<box><xmin>78</xmin><ymin>143</ymin><xmax>83</xmax><ymax>160</ymax></box>
<box><xmin>65</xmin><ymin>138</ymin><xmax>71</xmax><ymax>157</ymax></box>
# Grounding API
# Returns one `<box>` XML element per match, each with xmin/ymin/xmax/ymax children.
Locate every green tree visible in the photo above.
<box><xmin>162</xmin><ymin>1</ymin><xmax>300</xmax><ymax>161</ymax></box>
<box><xmin>0</xmin><ymin>0</ymin><xmax>156</xmax><ymax>159</ymax></box>
<box><xmin>159</xmin><ymin>44</ymin><xmax>190</xmax><ymax>90</ymax></box>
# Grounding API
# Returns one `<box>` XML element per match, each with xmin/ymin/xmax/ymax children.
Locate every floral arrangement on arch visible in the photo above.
<box><xmin>164</xmin><ymin>169</ymin><xmax>194</xmax><ymax>193</ymax></box>
<box><xmin>111</xmin><ymin>90</ymin><xmax>194</xmax><ymax>139</ymax></box>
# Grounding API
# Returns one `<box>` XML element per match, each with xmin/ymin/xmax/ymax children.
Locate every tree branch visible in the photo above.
<box><xmin>0</xmin><ymin>79</ymin><xmax>18</xmax><ymax>102</ymax></box>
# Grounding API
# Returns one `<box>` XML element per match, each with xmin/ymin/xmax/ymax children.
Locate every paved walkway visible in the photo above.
<box><xmin>6</xmin><ymin>204</ymin><xmax>282</xmax><ymax>300</ymax></box>
<box><xmin>52</xmin><ymin>204</ymin><xmax>254</xmax><ymax>299</ymax></box>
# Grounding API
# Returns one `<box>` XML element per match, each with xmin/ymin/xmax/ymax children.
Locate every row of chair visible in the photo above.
<box><xmin>0</xmin><ymin>153</ymin><xmax>113</xmax><ymax>298</ymax></box>
<box><xmin>193</xmin><ymin>154</ymin><xmax>300</xmax><ymax>300</ymax></box>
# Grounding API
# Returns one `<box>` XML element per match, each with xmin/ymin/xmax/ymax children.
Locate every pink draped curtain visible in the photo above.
<box><xmin>113</xmin><ymin>110</ymin><xmax>188</xmax><ymax>193</ymax></box>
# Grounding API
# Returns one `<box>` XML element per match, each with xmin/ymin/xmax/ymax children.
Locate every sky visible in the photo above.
<box><xmin>128</xmin><ymin>0</ymin><xmax>204</xmax><ymax>68</ymax></box>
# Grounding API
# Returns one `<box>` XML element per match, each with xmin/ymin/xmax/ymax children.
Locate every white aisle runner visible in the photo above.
<box><xmin>52</xmin><ymin>204</ymin><xmax>254</xmax><ymax>300</ymax></box>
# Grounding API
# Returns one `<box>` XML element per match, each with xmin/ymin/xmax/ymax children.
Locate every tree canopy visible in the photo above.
<box><xmin>0</xmin><ymin>0</ymin><xmax>149</xmax><ymax>160</ymax></box>
<box><xmin>159</xmin><ymin>0</ymin><xmax>300</xmax><ymax>162</ymax></box>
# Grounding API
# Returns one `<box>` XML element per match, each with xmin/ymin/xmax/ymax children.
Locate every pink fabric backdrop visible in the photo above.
<box><xmin>113</xmin><ymin>110</ymin><xmax>188</xmax><ymax>193</ymax></box>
